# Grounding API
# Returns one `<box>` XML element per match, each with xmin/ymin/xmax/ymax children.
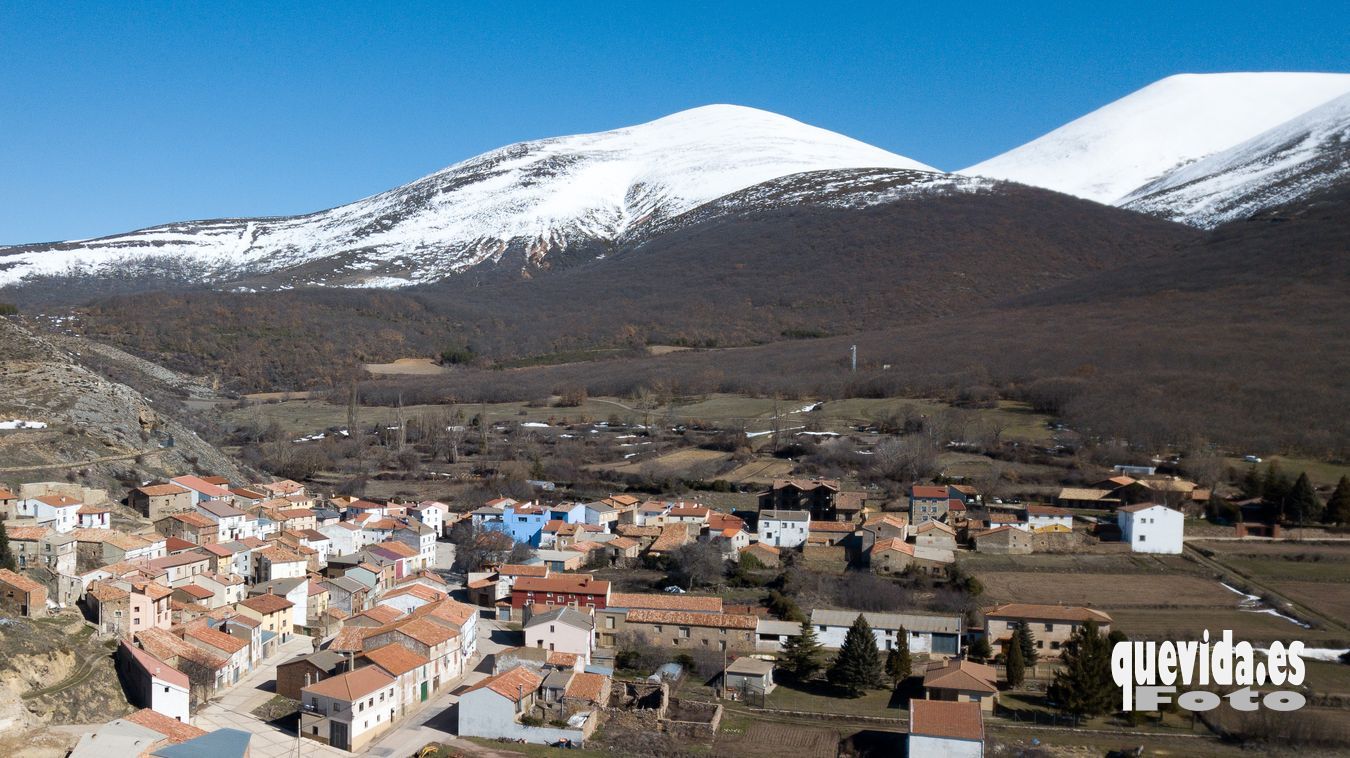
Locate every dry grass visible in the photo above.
<box><xmin>714</xmin><ymin>721</ymin><xmax>840</xmax><ymax>758</ymax></box>
<box><xmin>1107</xmin><ymin>607</ymin><xmax>1346</xmax><ymax>644</ymax></box>
<box><xmin>978</xmin><ymin>571</ymin><xmax>1235</xmax><ymax>608</ymax></box>
<box><xmin>1270</xmin><ymin>581</ymin><xmax>1350</xmax><ymax>626</ymax></box>
<box><xmin>362</xmin><ymin>357</ymin><xmax>448</xmax><ymax>375</ymax></box>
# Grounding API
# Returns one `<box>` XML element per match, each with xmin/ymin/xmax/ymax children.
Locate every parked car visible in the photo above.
<box><xmin>1244</xmin><ymin>455</ymin><xmax>1263</xmax><ymax>463</ymax></box>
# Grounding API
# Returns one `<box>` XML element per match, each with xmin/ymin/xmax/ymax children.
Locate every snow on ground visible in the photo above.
<box><xmin>962</xmin><ymin>73</ymin><xmax>1350</xmax><ymax>204</ymax></box>
<box><xmin>1122</xmin><ymin>92</ymin><xmax>1350</xmax><ymax>226</ymax></box>
<box><xmin>0</xmin><ymin>420</ymin><xmax>47</xmax><ymax>429</ymax></box>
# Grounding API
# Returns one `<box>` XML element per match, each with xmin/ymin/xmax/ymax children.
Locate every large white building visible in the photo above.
<box><xmin>1117</xmin><ymin>503</ymin><xmax>1183</xmax><ymax>554</ymax></box>
<box><xmin>756</xmin><ymin>509</ymin><xmax>810</xmax><ymax>548</ymax></box>
<box><xmin>809</xmin><ymin>609</ymin><xmax>963</xmax><ymax>656</ymax></box>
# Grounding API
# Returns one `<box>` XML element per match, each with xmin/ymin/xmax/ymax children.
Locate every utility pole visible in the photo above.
<box><xmin>851</xmin><ymin>344</ymin><xmax>857</xmax><ymax>373</ymax></box>
<box><xmin>771</xmin><ymin>398</ymin><xmax>781</xmax><ymax>452</ymax></box>
<box><xmin>396</xmin><ymin>393</ymin><xmax>407</xmax><ymax>451</ymax></box>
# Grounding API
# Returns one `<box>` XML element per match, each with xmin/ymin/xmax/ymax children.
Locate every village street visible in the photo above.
<box><xmin>183</xmin><ymin>615</ymin><xmax>519</xmax><ymax>758</ymax></box>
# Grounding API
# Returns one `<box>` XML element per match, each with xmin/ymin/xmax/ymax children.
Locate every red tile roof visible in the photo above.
<box><xmin>984</xmin><ymin>603</ymin><xmax>1112</xmax><ymax>624</ymax></box>
<box><xmin>625</xmin><ymin>609</ymin><xmax>757</xmax><ymax>630</ymax></box>
<box><xmin>240</xmin><ymin>593</ymin><xmax>294</xmax><ymax>614</ymax></box>
<box><xmin>126</xmin><ymin>707</ymin><xmax>207</xmax><ymax>743</ymax></box>
<box><xmin>608</xmin><ymin>592</ymin><xmax>723</xmax><ymax>612</ymax></box>
<box><xmin>513</xmin><ymin>574</ymin><xmax>610</xmax><ymax>595</ymax></box>
<box><xmin>362</xmin><ymin>642</ymin><xmax>430</xmax><ymax>676</ymax></box>
<box><xmin>304</xmin><ymin>666</ymin><xmax>395</xmax><ymax>701</ymax></box>
<box><xmin>564</xmin><ymin>671</ymin><xmax>609</xmax><ymax>703</ymax></box>
<box><xmin>910</xmin><ymin>699</ymin><xmax>984</xmax><ymax>741</ymax></box>
<box><xmin>463</xmin><ymin>665</ymin><xmax>543</xmax><ymax>701</ymax></box>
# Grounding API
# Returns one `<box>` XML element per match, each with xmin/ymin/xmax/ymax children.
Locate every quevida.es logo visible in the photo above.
<box><xmin>1111</xmin><ymin>630</ymin><xmax>1306</xmax><ymax>712</ymax></box>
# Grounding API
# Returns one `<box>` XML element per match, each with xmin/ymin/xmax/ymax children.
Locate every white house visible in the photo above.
<box><xmin>810</xmin><ymin>609</ymin><xmax>963</xmax><ymax>657</ymax></box>
<box><xmin>756</xmin><ymin>509</ymin><xmax>810</xmax><ymax>548</ymax></box>
<box><xmin>395</xmin><ymin>522</ymin><xmax>437</xmax><ymax>571</ymax></box>
<box><xmin>116</xmin><ymin>641</ymin><xmax>191</xmax><ymax>724</ymax></box>
<box><xmin>30</xmin><ymin>495</ymin><xmax>82</xmax><ymax>533</ymax></box>
<box><xmin>1025</xmin><ymin>505</ymin><xmax>1074</xmax><ymax>531</ymax></box>
<box><xmin>319</xmin><ymin>522</ymin><xmax>367</xmax><ymax>555</ymax></box>
<box><xmin>1117</xmin><ymin>503</ymin><xmax>1183</xmax><ymax>554</ymax></box>
<box><xmin>410</xmin><ymin>501</ymin><xmax>448</xmax><ymax>537</ymax></box>
<box><xmin>170</xmin><ymin>475</ymin><xmax>233</xmax><ymax>506</ymax></box>
<box><xmin>524</xmin><ymin>606</ymin><xmax>595</xmax><ymax>665</ymax></box>
<box><xmin>195</xmin><ymin>499</ymin><xmax>250</xmax><ymax>541</ymax></box>
<box><xmin>300</xmin><ymin>666</ymin><xmax>399</xmax><ymax>753</ymax></box>
<box><xmin>76</xmin><ymin>504</ymin><xmax>113</xmax><ymax>530</ymax></box>
<box><xmin>249</xmin><ymin>577</ymin><xmax>308</xmax><ymax>631</ymax></box>
<box><xmin>457</xmin><ymin>666</ymin><xmax>589</xmax><ymax>744</ymax></box>
<box><xmin>909</xmin><ymin>699</ymin><xmax>984</xmax><ymax>758</ymax></box>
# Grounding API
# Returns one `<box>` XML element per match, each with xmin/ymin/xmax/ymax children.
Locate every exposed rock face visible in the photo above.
<box><xmin>0</xmin><ymin>317</ymin><xmax>248</xmax><ymax>486</ymax></box>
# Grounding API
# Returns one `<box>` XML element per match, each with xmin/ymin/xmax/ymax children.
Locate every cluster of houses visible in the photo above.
<box><xmin>0</xmin><ymin>473</ymin><xmax>484</xmax><ymax>754</ymax></box>
<box><xmin>0</xmin><ymin>467</ymin><xmax>1166</xmax><ymax>757</ymax></box>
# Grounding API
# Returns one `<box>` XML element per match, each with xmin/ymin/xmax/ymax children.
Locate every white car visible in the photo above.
<box><xmin>663</xmin><ymin>586</ymin><xmax>686</xmax><ymax>594</ymax></box>
<box><xmin>1244</xmin><ymin>455</ymin><xmax>1263</xmax><ymax>463</ymax></box>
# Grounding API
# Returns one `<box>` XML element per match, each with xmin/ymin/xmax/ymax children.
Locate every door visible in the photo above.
<box><xmin>330</xmin><ymin>721</ymin><xmax>349</xmax><ymax>751</ymax></box>
<box><xmin>421</xmin><ymin>681</ymin><xmax>428</xmax><ymax>702</ymax></box>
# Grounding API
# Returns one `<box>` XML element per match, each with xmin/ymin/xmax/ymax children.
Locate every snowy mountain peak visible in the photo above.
<box><xmin>1121</xmin><ymin>91</ymin><xmax>1350</xmax><ymax>226</ymax></box>
<box><xmin>961</xmin><ymin>72</ymin><xmax>1350</xmax><ymax>205</ymax></box>
<box><xmin>0</xmin><ymin>104</ymin><xmax>935</xmax><ymax>288</ymax></box>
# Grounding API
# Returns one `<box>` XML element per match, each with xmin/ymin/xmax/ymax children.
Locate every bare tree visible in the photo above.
<box><xmin>872</xmin><ymin>435</ymin><xmax>940</xmax><ymax>484</ymax></box>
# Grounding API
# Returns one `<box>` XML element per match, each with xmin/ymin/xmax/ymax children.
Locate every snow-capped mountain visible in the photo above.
<box><xmin>1121</xmin><ymin>92</ymin><xmax>1350</xmax><ymax>227</ymax></box>
<box><xmin>0</xmin><ymin>105</ymin><xmax>935</xmax><ymax>288</ymax></box>
<box><xmin>961</xmin><ymin>73</ymin><xmax>1350</xmax><ymax>205</ymax></box>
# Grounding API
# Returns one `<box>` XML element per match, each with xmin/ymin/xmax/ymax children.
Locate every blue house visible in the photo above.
<box><xmin>549</xmin><ymin>502</ymin><xmax>587</xmax><ymax>524</ymax></box>
<box><xmin>496</xmin><ymin>502</ymin><xmax>551</xmax><ymax>547</ymax></box>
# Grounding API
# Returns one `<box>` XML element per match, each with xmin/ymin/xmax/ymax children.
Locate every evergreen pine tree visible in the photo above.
<box><xmin>884</xmin><ymin>627</ymin><xmax>911</xmax><ymax>687</ymax></box>
<box><xmin>1261</xmin><ymin>461</ymin><xmax>1291</xmax><ymax>513</ymax></box>
<box><xmin>1005</xmin><ymin>632</ymin><xmax>1025</xmax><ymax>688</ymax></box>
<box><xmin>1241</xmin><ymin>466</ymin><xmax>1262</xmax><ymax>499</ymax></box>
<box><xmin>0</xmin><ymin>520</ymin><xmax>13</xmax><ymax>571</ymax></box>
<box><xmin>1047</xmin><ymin>620</ymin><xmax>1117</xmax><ymax>722</ymax></box>
<box><xmin>968</xmin><ymin>635</ymin><xmax>992</xmax><ymax>662</ymax></box>
<box><xmin>1017</xmin><ymin>625</ymin><xmax>1040</xmax><ymax>668</ymax></box>
<box><xmin>778</xmin><ymin>619</ymin><xmax>824</xmax><ymax>681</ymax></box>
<box><xmin>1325</xmin><ymin>476</ymin><xmax>1350</xmax><ymax>525</ymax></box>
<box><xmin>827</xmin><ymin>614</ymin><xmax>883</xmax><ymax>696</ymax></box>
<box><xmin>1285</xmin><ymin>473</ymin><xmax>1322</xmax><ymax>523</ymax></box>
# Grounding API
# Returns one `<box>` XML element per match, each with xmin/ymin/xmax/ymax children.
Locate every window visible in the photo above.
<box><xmin>1044</xmin><ymin>623</ymin><xmax>1053</xmax><ymax>632</ymax></box>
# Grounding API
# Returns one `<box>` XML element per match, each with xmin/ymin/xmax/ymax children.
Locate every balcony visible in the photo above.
<box><xmin>301</xmin><ymin>702</ymin><xmax>329</xmax><ymax>716</ymax></box>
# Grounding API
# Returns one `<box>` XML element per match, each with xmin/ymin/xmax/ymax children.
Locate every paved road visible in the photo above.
<box><xmin>192</xmin><ymin>635</ymin><xmax>349</xmax><ymax>758</ymax></box>
<box><xmin>190</xmin><ymin>618</ymin><xmax>522</xmax><ymax>757</ymax></box>
<box><xmin>362</xmin><ymin>618</ymin><xmax>521</xmax><ymax>758</ymax></box>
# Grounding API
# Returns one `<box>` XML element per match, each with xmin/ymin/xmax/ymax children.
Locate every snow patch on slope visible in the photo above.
<box><xmin>961</xmin><ymin>73</ymin><xmax>1350</xmax><ymax>204</ymax></box>
<box><xmin>1121</xmin><ymin>92</ymin><xmax>1350</xmax><ymax>227</ymax></box>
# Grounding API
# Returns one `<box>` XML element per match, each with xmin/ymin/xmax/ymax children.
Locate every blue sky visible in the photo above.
<box><xmin>1</xmin><ymin>2</ymin><xmax>1345</xmax><ymax>243</ymax></box>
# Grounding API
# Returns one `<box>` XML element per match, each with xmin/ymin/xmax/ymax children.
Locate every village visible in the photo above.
<box><xmin>2</xmin><ymin>434</ymin><xmax>1348</xmax><ymax>758</ymax></box>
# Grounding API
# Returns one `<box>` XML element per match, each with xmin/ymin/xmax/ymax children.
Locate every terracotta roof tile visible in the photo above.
<box><xmin>625</xmin><ymin>609</ymin><xmax>757</xmax><ymax>630</ymax></box>
<box><xmin>362</xmin><ymin>642</ymin><xmax>430</xmax><ymax>676</ymax></box>
<box><xmin>910</xmin><ymin>699</ymin><xmax>983</xmax><ymax>741</ymax></box>
<box><xmin>463</xmin><ymin>665</ymin><xmax>543</xmax><ymax>701</ymax></box>
<box><xmin>304</xmin><ymin>666</ymin><xmax>395</xmax><ymax>701</ymax></box>
<box><xmin>563</xmin><ymin>671</ymin><xmax>608</xmax><ymax>703</ymax></box>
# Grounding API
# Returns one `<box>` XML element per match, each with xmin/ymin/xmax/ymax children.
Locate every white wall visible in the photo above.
<box><xmin>909</xmin><ymin>734</ymin><xmax>983</xmax><ymax>758</ymax></box>
<box><xmin>151</xmin><ymin>674</ymin><xmax>191</xmax><ymax>723</ymax></box>
<box><xmin>458</xmin><ymin>690</ymin><xmax>588</xmax><ymax>745</ymax></box>
<box><xmin>1119</xmin><ymin>506</ymin><xmax>1183</xmax><ymax>554</ymax></box>
<box><xmin>758</xmin><ymin>519</ymin><xmax>808</xmax><ymax>548</ymax></box>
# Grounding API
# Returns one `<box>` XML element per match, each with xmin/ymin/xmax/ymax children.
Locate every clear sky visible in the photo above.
<box><xmin>2</xmin><ymin>1</ymin><xmax>1346</xmax><ymax>243</ymax></box>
